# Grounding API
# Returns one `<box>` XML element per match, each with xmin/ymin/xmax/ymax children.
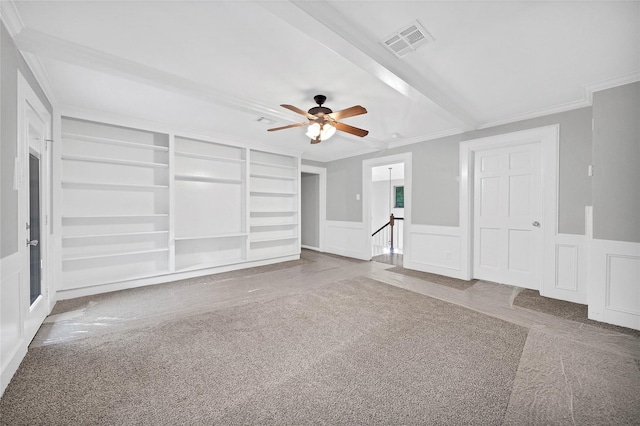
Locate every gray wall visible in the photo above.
<box><xmin>325</xmin><ymin>106</ymin><xmax>593</xmax><ymax>235</ymax></box>
<box><xmin>592</xmin><ymin>82</ymin><xmax>640</xmax><ymax>243</ymax></box>
<box><xmin>1</xmin><ymin>22</ymin><xmax>53</xmax><ymax>258</ymax></box>
<box><xmin>301</xmin><ymin>172</ymin><xmax>319</xmax><ymax>248</ymax></box>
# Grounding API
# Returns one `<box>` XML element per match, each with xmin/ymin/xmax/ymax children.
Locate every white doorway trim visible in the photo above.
<box><xmin>363</xmin><ymin>152</ymin><xmax>412</xmax><ymax>260</ymax></box>
<box><xmin>17</xmin><ymin>71</ymin><xmax>53</xmax><ymax>343</ymax></box>
<box><xmin>301</xmin><ymin>164</ymin><xmax>326</xmax><ymax>252</ymax></box>
<box><xmin>459</xmin><ymin>125</ymin><xmax>559</xmax><ymax>282</ymax></box>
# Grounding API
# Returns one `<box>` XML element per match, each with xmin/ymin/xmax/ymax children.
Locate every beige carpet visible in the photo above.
<box><xmin>387</xmin><ymin>266</ymin><xmax>478</xmax><ymax>291</ymax></box>
<box><xmin>513</xmin><ymin>289</ymin><xmax>640</xmax><ymax>337</ymax></box>
<box><xmin>1</xmin><ymin>276</ymin><xmax>527</xmax><ymax>425</ymax></box>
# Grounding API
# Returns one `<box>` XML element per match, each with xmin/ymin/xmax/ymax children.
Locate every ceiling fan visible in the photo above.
<box><xmin>267</xmin><ymin>95</ymin><xmax>368</xmax><ymax>144</ymax></box>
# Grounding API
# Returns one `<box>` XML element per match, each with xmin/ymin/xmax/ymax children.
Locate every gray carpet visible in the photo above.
<box><xmin>1</xmin><ymin>277</ymin><xmax>528</xmax><ymax>425</ymax></box>
<box><xmin>513</xmin><ymin>289</ymin><xmax>640</xmax><ymax>337</ymax></box>
<box><xmin>387</xmin><ymin>266</ymin><xmax>478</xmax><ymax>291</ymax></box>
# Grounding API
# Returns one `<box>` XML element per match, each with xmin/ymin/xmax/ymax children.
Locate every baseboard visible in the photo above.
<box><xmin>301</xmin><ymin>245</ymin><xmax>320</xmax><ymax>251</ymax></box>
<box><xmin>0</xmin><ymin>342</ymin><xmax>27</xmax><ymax>398</ymax></box>
<box><xmin>56</xmin><ymin>254</ymin><xmax>300</xmax><ymax>300</ymax></box>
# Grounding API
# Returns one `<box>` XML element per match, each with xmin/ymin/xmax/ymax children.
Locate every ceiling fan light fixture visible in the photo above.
<box><xmin>305</xmin><ymin>122</ymin><xmax>336</xmax><ymax>141</ymax></box>
<box><xmin>305</xmin><ymin>122</ymin><xmax>321</xmax><ymax>139</ymax></box>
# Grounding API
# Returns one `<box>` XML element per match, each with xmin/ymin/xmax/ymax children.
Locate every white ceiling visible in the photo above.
<box><xmin>3</xmin><ymin>1</ymin><xmax>639</xmax><ymax>162</ymax></box>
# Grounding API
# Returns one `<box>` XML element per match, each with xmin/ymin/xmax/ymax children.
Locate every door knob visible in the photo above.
<box><xmin>26</xmin><ymin>239</ymin><xmax>39</xmax><ymax>247</ymax></box>
<box><xmin>532</xmin><ymin>221</ymin><xmax>540</xmax><ymax>227</ymax></box>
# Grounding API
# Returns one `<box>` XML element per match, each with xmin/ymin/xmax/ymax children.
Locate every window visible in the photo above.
<box><xmin>394</xmin><ymin>186</ymin><xmax>404</xmax><ymax>208</ymax></box>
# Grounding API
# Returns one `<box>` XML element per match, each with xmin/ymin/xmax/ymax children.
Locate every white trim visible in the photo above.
<box><xmin>15</xmin><ymin>28</ymin><xmax>304</xmax><ymax>127</ymax></box>
<box><xmin>386</xmin><ymin>128</ymin><xmax>463</xmax><ymax>151</ymax></box>
<box><xmin>301</xmin><ymin>164</ymin><xmax>327</xmax><ymax>252</ymax></box>
<box><xmin>362</xmin><ymin>152</ymin><xmax>412</xmax><ymax>261</ymax></box>
<box><xmin>0</xmin><ymin>0</ymin><xmax>25</xmax><ymax>38</ymax></box>
<box><xmin>459</xmin><ymin>125</ymin><xmax>559</xmax><ymax>286</ymax></box>
<box><xmin>20</xmin><ymin>52</ymin><xmax>59</xmax><ymax>106</ymax></box>
<box><xmin>478</xmin><ymin>99</ymin><xmax>591</xmax><ymax>130</ymax></box>
<box><xmin>584</xmin><ymin>71</ymin><xmax>640</xmax><ymax>104</ymax></box>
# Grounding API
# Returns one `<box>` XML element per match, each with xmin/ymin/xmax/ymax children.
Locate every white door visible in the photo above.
<box><xmin>473</xmin><ymin>142</ymin><xmax>542</xmax><ymax>289</ymax></box>
<box><xmin>22</xmin><ymin>105</ymin><xmax>50</xmax><ymax>339</ymax></box>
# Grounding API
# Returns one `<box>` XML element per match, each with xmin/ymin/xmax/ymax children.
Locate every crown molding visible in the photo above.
<box><xmin>477</xmin><ymin>98</ymin><xmax>592</xmax><ymax>130</ymax></box>
<box><xmin>0</xmin><ymin>0</ymin><xmax>24</xmax><ymax>38</ymax></box>
<box><xmin>584</xmin><ymin>71</ymin><xmax>640</xmax><ymax>104</ymax></box>
<box><xmin>21</xmin><ymin>52</ymin><xmax>58</xmax><ymax>105</ymax></box>
<box><xmin>14</xmin><ymin>28</ymin><xmax>301</xmax><ymax>126</ymax></box>
<box><xmin>387</xmin><ymin>128</ymin><xmax>464</xmax><ymax>150</ymax></box>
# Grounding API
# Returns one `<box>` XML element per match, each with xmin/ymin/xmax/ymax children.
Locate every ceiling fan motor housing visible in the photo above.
<box><xmin>309</xmin><ymin>94</ymin><xmax>332</xmax><ymax>115</ymax></box>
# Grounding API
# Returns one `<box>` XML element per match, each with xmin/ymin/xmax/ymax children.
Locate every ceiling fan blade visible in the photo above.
<box><xmin>334</xmin><ymin>122</ymin><xmax>369</xmax><ymax>137</ymax></box>
<box><xmin>281</xmin><ymin>104</ymin><xmax>317</xmax><ymax>120</ymax></box>
<box><xmin>327</xmin><ymin>105</ymin><xmax>367</xmax><ymax>120</ymax></box>
<box><xmin>267</xmin><ymin>121</ymin><xmax>310</xmax><ymax>132</ymax></box>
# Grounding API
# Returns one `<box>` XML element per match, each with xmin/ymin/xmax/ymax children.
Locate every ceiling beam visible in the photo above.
<box><xmin>13</xmin><ymin>28</ymin><xmax>301</xmax><ymax>125</ymax></box>
<box><xmin>260</xmin><ymin>1</ymin><xmax>478</xmax><ymax>131</ymax></box>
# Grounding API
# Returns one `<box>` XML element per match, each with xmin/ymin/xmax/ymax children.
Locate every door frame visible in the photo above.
<box><xmin>459</xmin><ymin>125</ymin><xmax>558</xmax><ymax>282</ymax></box>
<box><xmin>300</xmin><ymin>164</ymin><xmax>327</xmax><ymax>252</ymax></box>
<box><xmin>363</xmin><ymin>152</ymin><xmax>412</xmax><ymax>260</ymax></box>
<box><xmin>17</xmin><ymin>71</ymin><xmax>53</xmax><ymax>340</ymax></box>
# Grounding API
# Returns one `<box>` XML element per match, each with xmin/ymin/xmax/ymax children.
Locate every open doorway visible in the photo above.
<box><xmin>370</xmin><ymin>163</ymin><xmax>405</xmax><ymax>262</ymax></box>
<box><xmin>363</xmin><ymin>153</ymin><xmax>412</xmax><ymax>265</ymax></box>
<box><xmin>300</xmin><ymin>165</ymin><xmax>326</xmax><ymax>252</ymax></box>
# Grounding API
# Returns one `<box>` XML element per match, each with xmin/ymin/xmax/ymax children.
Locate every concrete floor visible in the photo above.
<box><xmin>33</xmin><ymin>249</ymin><xmax>640</xmax><ymax>424</ymax></box>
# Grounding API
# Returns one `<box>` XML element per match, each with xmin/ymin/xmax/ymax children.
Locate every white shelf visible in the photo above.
<box><xmin>63</xmin><ymin>132</ymin><xmax>169</xmax><ymax>151</ymax></box>
<box><xmin>250</xmin><ymin>223</ymin><xmax>297</xmax><ymax>228</ymax></box>
<box><xmin>250</xmin><ymin>236</ymin><xmax>298</xmax><ymax>243</ymax></box>
<box><xmin>63</xmin><ymin>231</ymin><xmax>168</xmax><ymax>240</ymax></box>
<box><xmin>174</xmin><ymin>174</ymin><xmax>242</xmax><ymax>184</ymax></box>
<box><xmin>175</xmin><ymin>258</ymin><xmax>246</xmax><ymax>273</ymax></box>
<box><xmin>62</xmin><ymin>154</ymin><xmax>168</xmax><ymax>169</ymax></box>
<box><xmin>62</xmin><ymin>181</ymin><xmax>169</xmax><ymax>190</ymax></box>
<box><xmin>250</xmin><ymin>191</ymin><xmax>296</xmax><ymax>197</ymax></box>
<box><xmin>62</xmin><ymin>214</ymin><xmax>169</xmax><ymax>220</ymax></box>
<box><xmin>250</xmin><ymin>173</ymin><xmax>296</xmax><ymax>181</ymax></box>
<box><xmin>175</xmin><ymin>151</ymin><xmax>245</xmax><ymax>163</ymax></box>
<box><xmin>174</xmin><ymin>233</ymin><xmax>247</xmax><ymax>241</ymax></box>
<box><xmin>250</xmin><ymin>161</ymin><xmax>296</xmax><ymax>170</ymax></box>
<box><xmin>63</xmin><ymin>248</ymin><xmax>169</xmax><ymax>262</ymax></box>
<box><xmin>250</xmin><ymin>211</ymin><xmax>296</xmax><ymax>215</ymax></box>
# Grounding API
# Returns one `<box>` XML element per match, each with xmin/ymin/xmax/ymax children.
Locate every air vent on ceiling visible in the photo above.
<box><xmin>382</xmin><ymin>20</ymin><xmax>434</xmax><ymax>58</ymax></box>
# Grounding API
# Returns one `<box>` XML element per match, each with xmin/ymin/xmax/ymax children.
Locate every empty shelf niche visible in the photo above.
<box><xmin>250</xmin><ymin>237</ymin><xmax>298</xmax><ymax>260</ymax></box>
<box><xmin>62</xmin><ymin>117</ymin><xmax>169</xmax><ymax>187</ymax></box>
<box><xmin>175</xmin><ymin>236</ymin><xmax>247</xmax><ymax>272</ymax></box>
<box><xmin>62</xmin><ymin>249</ymin><xmax>169</xmax><ymax>290</ymax></box>
<box><xmin>174</xmin><ymin>136</ymin><xmax>244</xmax><ymax>183</ymax></box>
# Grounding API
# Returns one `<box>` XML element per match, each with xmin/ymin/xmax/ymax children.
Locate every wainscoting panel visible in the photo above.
<box><xmin>1</xmin><ymin>253</ymin><xmax>27</xmax><ymax>395</ymax></box>
<box><xmin>325</xmin><ymin>221</ymin><xmax>369</xmax><ymax>260</ymax></box>
<box><xmin>542</xmin><ymin>233</ymin><xmax>588</xmax><ymax>304</ymax></box>
<box><xmin>404</xmin><ymin>225</ymin><xmax>465</xmax><ymax>280</ymax></box>
<box><xmin>588</xmin><ymin>238</ymin><xmax>640</xmax><ymax>330</ymax></box>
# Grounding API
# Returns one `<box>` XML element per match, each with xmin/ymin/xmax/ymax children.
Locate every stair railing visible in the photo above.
<box><xmin>371</xmin><ymin>214</ymin><xmax>404</xmax><ymax>254</ymax></box>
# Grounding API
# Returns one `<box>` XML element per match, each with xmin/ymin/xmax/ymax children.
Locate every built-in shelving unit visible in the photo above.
<box><xmin>173</xmin><ymin>136</ymin><xmax>247</xmax><ymax>272</ymax></box>
<box><xmin>60</xmin><ymin>117</ymin><xmax>171</xmax><ymax>289</ymax></box>
<box><xmin>58</xmin><ymin>116</ymin><xmax>300</xmax><ymax>294</ymax></box>
<box><xmin>249</xmin><ymin>150</ymin><xmax>299</xmax><ymax>260</ymax></box>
